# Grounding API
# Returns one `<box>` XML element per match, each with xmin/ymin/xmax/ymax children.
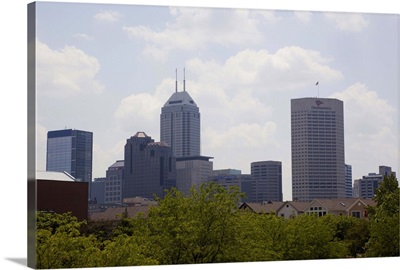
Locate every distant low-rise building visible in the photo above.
<box><xmin>303</xmin><ymin>198</ymin><xmax>375</xmax><ymax>218</ymax></box>
<box><xmin>276</xmin><ymin>201</ymin><xmax>309</xmax><ymax>219</ymax></box>
<box><xmin>239</xmin><ymin>198</ymin><xmax>375</xmax><ymax>219</ymax></box>
<box><xmin>239</xmin><ymin>201</ymin><xmax>283</xmax><ymax>214</ymax></box>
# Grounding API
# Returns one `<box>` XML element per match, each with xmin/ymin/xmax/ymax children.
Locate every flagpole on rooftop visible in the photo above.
<box><xmin>316</xmin><ymin>81</ymin><xmax>319</xmax><ymax>98</ymax></box>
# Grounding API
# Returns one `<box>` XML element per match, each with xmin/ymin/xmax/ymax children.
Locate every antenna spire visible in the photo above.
<box><xmin>175</xmin><ymin>68</ymin><xmax>178</xmax><ymax>93</ymax></box>
<box><xmin>183</xmin><ymin>67</ymin><xmax>186</xmax><ymax>92</ymax></box>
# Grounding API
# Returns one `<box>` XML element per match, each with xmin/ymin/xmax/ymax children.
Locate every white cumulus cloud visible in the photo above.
<box><xmin>123</xmin><ymin>7</ymin><xmax>265</xmax><ymax>61</ymax></box>
<box><xmin>324</xmin><ymin>12</ymin><xmax>369</xmax><ymax>32</ymax></box>
<box><xmin>330</xmin><ymin>83</ymin><xmax>397</xmax><ymax>178</ymax></box>
<box><xmin>293</xmin><ymin>11</ymin><xmax>312</xmax><ymax>23</ymax></box>
<box><xmin>94</xmin><ymin>10</ymin><xmax>122</xmax><ymax>22</ymax></box>
<box><xmin>36</xmin><ymin>40</ymin><xmax>105</xmax><ymax>99</ymax></box>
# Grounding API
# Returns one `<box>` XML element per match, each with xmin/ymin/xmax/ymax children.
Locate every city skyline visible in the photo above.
<box><xmin>34</xmin><ymin>2</ymin><xmax>398</xmax><ymax>201</ymax></box>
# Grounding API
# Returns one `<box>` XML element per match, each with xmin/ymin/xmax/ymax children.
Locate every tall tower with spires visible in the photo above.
<box><xmin>160</xmin><ymin>69</ymin><xmax>200</xmax><ymax>158</ymax></box>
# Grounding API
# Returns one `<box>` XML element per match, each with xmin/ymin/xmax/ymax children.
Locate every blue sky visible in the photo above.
<box><xmin>33</xmin><ymin>1</ymin><xmax>399</xmax><ymax>201</ymax></box>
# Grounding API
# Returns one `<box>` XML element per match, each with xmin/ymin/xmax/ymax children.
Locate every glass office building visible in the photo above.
<box><xmin>46</xmin><ymin>129</ymin><xmax>93</xmax><ymax>187</ymax></box>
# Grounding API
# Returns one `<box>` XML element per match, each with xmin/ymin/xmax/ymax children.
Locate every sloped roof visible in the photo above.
<box><xmin>36</xmin><ymin>171</ymin><xmax>76</xmax><ymax>182</ymax></box>
<box><xmin>306</xmin><ymin>198</ymin><xmax>376</xmax><ymax>212</ymax></box>
<box><xmin>277</xmin><ymin>201</ymin><xmax>309</xmax><ymax>213</ymax></box>
<box><xmin>164</xmin><ymin>91</ymin><xmax>197</xmax><ymax>107</ymax></box>
<box><xmin>123</xmin><ymin>197</ymin><xmax>158</xmax><ymax>206</ymax></box>
<box><xmin>89</xmin><ymin>205</ymin><xmax>151</xmax><ymax>221</ymax></box>
<box><xmin>240</xmin><ymin>201</ymin><xmax>284</xmax><ymax>214</ymax></box>
<box><xmin>133</xmin><ymin>131</ymin><xmax>149</xmax><ymax>138</ymax></box>
<box><xmin>109</xmin><ymin>160</ymin><xmax>124</xmax><ymax>168</ymax></box>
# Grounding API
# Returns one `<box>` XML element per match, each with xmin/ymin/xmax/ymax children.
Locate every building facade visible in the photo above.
<box><xmin>37</xmin><ymin>171</ymin><xmax>89</xmax><ymax>221</ymax></box>
<box><xmin>123</xmin><ymin>132</ymin><xmax>176</xmax><ymax>199</ymax></box>
<box><xmin>176</xmin><ymin>156</ymin><xmax>213</xmax><ymax>195</ymax></box>
<box><xmin>160</xmin><ymin>88</ymin><xmax>200</xmax><ymax>158</ymax></box>
<box><xmin>46</xmin><ymin>129</ymin><xmax>93</xmax><ymax>196</ymax></box>
<box><xmin>291</xmin><ymin>97</ymin><xmax>345</xmax><ymax>201</ymax></box>
<box><xmin>90</xmin><ymin>177</ymin><xmax>106</xmax><ymax>204</ymax></box>
<box><xmin>251</xmin><ymin>161</ymin><xmax>283</xmax><ymax>202</ymax></box>
<box><xmin>212</xmin><ymin>169</ymin><xmax>241</xmax><ymax>176</ymax></box>
<box><xmin>209</xmin><ymin>173</ymin><xmax>253</xmax><ymax>202</ymax></box>
<box><xmin>353</xmin><ymin>166</ymin><xmax>395</xmax><ymax>199</ymax></box>
<box><xmin>345</xmin><ymin>164</ymin><xmax>353</xmax><ymax>198</ymax></box>
<box><xmin>105</xmin><ymin>160</ymin><xmax>124</xmax><ymax>203</ymax></box>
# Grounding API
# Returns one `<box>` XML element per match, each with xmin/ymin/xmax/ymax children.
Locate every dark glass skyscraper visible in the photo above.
<box><xmin>123</xmin><ymin>132</ymin><xmax>176</xmax><ymax>199</ymax></box>
<box><xmin>46</xmin><ymin>129</ymin><xmax>93</xmax><ymax>196</ymax></box>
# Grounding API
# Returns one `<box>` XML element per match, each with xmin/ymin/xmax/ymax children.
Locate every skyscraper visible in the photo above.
<box><xmin>46</xmin><ymin>129</ymin><xmax>93</xmax><ymax>193</ymax></box>
<box><xmin>291</xmin><ymin>97</ymin><xmax>345</xmax><ymax>201</ymax></box>
<box><xmin>251</xmin><ymin>161</ymin><xmax>283</xmax><ymax>202</ymax></box>
<box><xmin>123</xmin><ymin>132</ymin><xmax>176</xmax><ymax>199</ymax></box>
<box><xmin>160</xmin><ymin>71</ymin><xmax>200</xmax><ymax>158</ymax></box>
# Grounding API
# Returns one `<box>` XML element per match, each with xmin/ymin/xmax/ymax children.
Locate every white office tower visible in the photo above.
<box><xmin>160</xmin><ymin>71</ymin><xmax>200</xmax><ymax>158</ymax></box>
<box><xmin>291</xmin><ymin>97</ymin><xmax>345</xmax><ymax>201</ymax></box>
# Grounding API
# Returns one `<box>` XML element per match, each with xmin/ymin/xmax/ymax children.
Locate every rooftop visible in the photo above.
<box><xmin>133</xmin><ymin>131</ymin><xmax>149</xmax><ymax>138</ymax></box>
<box><xmin>36</xmin><ymin>171</ymin><xmax>76</xmax><ymax>182</ymax></box>
<box><xmin>163</xmin><ymin>91</ymin><xmax>197</xmax><ymax>107</ymax></box>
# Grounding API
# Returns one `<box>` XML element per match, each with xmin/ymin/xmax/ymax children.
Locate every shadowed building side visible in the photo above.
<box><xmin>123</xmin><ymin>132</ymin><xmax>176</xmax><ymax>200</ymax></box>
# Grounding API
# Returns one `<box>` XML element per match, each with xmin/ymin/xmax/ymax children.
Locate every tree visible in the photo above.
<box><xmin>145</xmin><ymin>182</ymin><xmax>244</xmax><ymax>264</ymax></box>
<box><xmin>36</xmin><ymin>212</ymin><xmax>102</xmax><ymax>269</ymax></box>
<box><xmin>366</xmin><ymin>174</ymin><xmax>400</xmax><ymax>257</ymax></box>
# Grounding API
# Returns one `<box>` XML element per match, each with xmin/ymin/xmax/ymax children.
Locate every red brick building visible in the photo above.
<box><xmin>37</xmin><ymin>171</ymin><xmax>89</xmax><ymax>221</ymax></box>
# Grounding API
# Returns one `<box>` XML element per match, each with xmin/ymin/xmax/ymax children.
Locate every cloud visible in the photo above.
<box><xmin>324</xmin><ymin>12</ymin><xmax>369</xmax><ymax>32</ymax></box>
<box><xmin>113</xmin><ymin>78</ymin><xmax>174</xmax><ymax>138</ymax></box>
<box><xmin>36</xmin><ymin>40</ymin><xmax>105</xmax><ymax>99</ymax></box>
<box><xmin>94</xmin><ymin>10</ymin><xmax>122</xmax><ymax>23</ymax></box>
<box><xmin>329</xmin><ymin>83</ymin><xmax>397</xmax><ymax>177</ymax></box>
<box><xmin>93</xmin><ymin>140</ymin><xmax>126</xmax><ymax>178</ymax></box>
<box><xmin>123</xmin><ymin>7</ymin><xmax>265</xmax><ymax>61</ymax></box>
<box><xmin>293</xmin><ymin>11</ymin><xmax>312</xmax><ymax>23</ymax></box>
<box><xmin>187</xmin><ymin>47</ymin><xmax>343</xmax><ymax>95</ymax></box>
<box><xmin>73</xmin><ymin>33</ymin><xmax>94</xmax><ymax>41</ymax></box>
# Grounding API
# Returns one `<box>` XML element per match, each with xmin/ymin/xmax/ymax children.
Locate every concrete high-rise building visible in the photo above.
<box><xmin>379</xmin><ymin>165</ymin><xmax>396</xmax><ymax>178</ymax></box>
<box><xmin>251</xmin><ymin>161</ymin><xmax>283</xmax><ymax>202</ymax></box>
<box><xmin>160</xmin><ymin>72</ymin><xmax>200</xmax><ymax>158</ymax></box>
<box><xmin>291</xmin><ymin>97</ymin><xmax>345</xmax><ymax>201</ymax></box>
<box><xmin>105</xmin><ymin>160</ymin><xmax>124</xmax><ymax>203</ymax></box>
<box><xmin>46</xmin><ymin>128</ymin><xmax>93</xmax><ymax>195</ymax></box>
<box><xmin>123</xmin><ymin>132</ymin><xmax>176</xmax><ymax>199</ymax></box>
<box><xmin>209</xmin><ymin>172</ymin><xmax>253</xmax><ymax>202</ymax></box>
<box><xmin>353</xmin><ymin>166</ymin><xmax>396</xmax><ymax>199</ymax></box>
<box><xmin>345</xmin><ymin>164</ymin><xmax>352</xmax><ymax>198</ymax></box>
<box><xmin>176</xmin><ymin>156</ymin><xmax>213</xmax><ymax>195</ymax></box>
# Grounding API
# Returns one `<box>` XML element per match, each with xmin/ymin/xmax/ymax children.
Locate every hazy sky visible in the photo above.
<box><xmin>34</xmin><ymin>1</ymin><xmax>398</xmax><ymax>200</ymax></box>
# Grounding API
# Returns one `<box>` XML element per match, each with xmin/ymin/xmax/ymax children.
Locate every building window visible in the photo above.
<box><xmin>352</xmin><ymin>211</ymin><xmax>361</xmax><ymax>218</ymax></box>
